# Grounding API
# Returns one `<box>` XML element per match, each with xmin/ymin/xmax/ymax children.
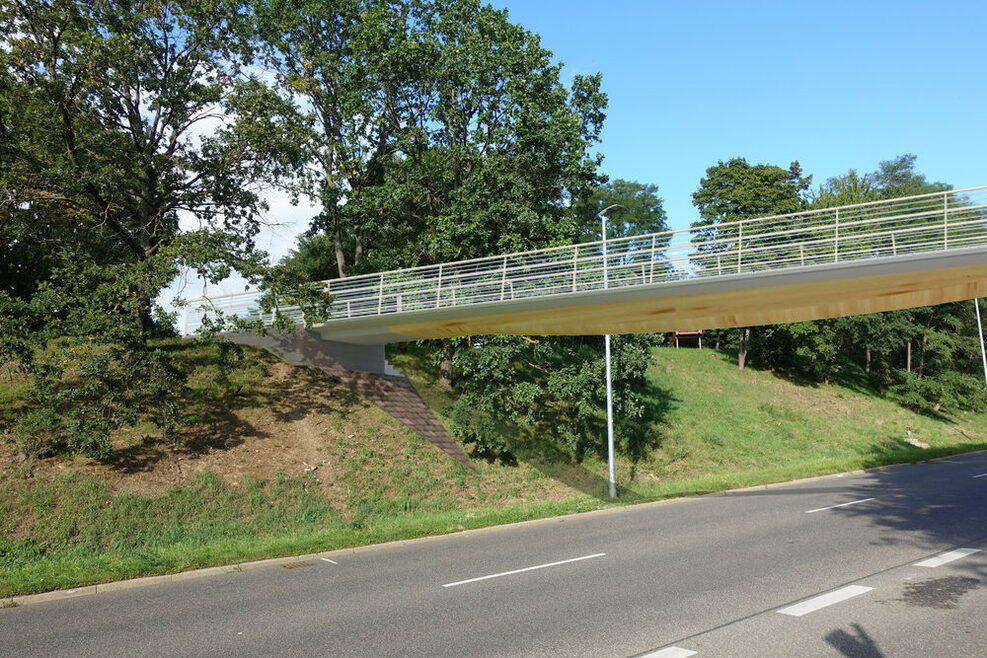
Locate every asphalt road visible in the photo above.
<box><xmin>3</xmin><ymin>451</ymin><xmax>987</xmax><ymax>657</ymax></box>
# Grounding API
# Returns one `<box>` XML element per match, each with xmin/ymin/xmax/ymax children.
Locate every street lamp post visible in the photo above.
<box><xmin>975</xmin><ymin>298</ymin><xmax>987</xmax><ymax>391</ymax></box>
<box><xmin>600</xmin><ymin>203</ymin><xmax>623</xmax><ymax>499</ymax></box>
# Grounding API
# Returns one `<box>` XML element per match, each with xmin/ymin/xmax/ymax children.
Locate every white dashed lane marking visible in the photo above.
<box><xmin>972</xmin><ymin>472</ymin><xmax>987</xmax><ymax>479</ymax></box>
<box><xmin>805</xmin><ymin>497</ymin><xmax>876</xmax><ymax>514</ymax></box>
<box><xmin>441</xmin><ymin>553</ymin><xmax>606</xmax><ymax>588</ymax></box>
<box><xmin>914</xmin><ymin>548</ymin><xmax>980</xmax><ymax>567</ymax></box>
<box><xmin>777</xmin><ymin>585</ymin><xmax>874</xmax><ymax>617</ymax></box>
<box><xmin>320</xmin><ymin>558</ymin><xmax>338</xmax><ymax>565</ymax></box>
<box><xmin>640</xmin><ymin>647</ymin><xmax>697</xmax><ymax>658</ymax></box>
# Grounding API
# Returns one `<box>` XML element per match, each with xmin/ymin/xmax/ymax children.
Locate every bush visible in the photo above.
<box><xmin>13</xmin><ymin>408</ymin><xmax>64</xmax><ymax>457</ymax></box>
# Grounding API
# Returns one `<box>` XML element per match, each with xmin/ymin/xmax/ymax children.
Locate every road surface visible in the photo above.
<box><xmin>3</xmin><ymin>451</ymin><xmax>986</xmax><ymax>657</ymax></box>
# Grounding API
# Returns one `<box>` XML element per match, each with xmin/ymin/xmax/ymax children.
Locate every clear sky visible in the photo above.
<box><xmin>495</xmin><ymin>0</ymin><xmax>987</xmax><ymax>231</ymax></box>
<box><xmin>168</xmin><ymin>0</ymin><xmax>987</xmax><ymax>305</ymax></box>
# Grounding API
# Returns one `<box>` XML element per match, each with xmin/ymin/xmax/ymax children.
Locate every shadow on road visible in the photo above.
<box><xmin>825</xmin><ymin>623</ymin><xmax>886</xmax><ymax>657</ymax></box>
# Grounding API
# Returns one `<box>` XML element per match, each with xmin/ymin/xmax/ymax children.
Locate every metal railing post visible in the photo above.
<box><xmin>377</xmin><ymin>274</ymin><xmax>384</xmax><ymax>314</ymax></box>
<box><xmin>944</xmin><ymin>194</ymin><xmax>949</xmax><ymax>249</ymax></box>
<box><xmin>572</xmin><ymin>248</ymin><xmax>578</xmax><ymax>292</ymax></box>
<box><xmin>500</xmin><ymin>256</ymin><xmax>508</xmax><ymax>300</ymax></box>
<box><xmin>834</xmin><ymin>208</ymin><xmax>840</xmax><ymax>262</ymax></box>
<box><xmin>892</xmin><ymin>233</ymin><xmax>897</xmax><ymax>256</ymax></box>
<box><xmin>649</xmin><ymin>234</ymin><xmax>656</xmax><ymax>283</ymax></box>
<box><xmin>435</xmin><ymin>265</ymin><xmax>444</xmax><ymax>308</ymax></box>
<box><xmin>800</xmin><ymin>244</ymin><xmax>805</xmax><ymax>266</ymax></box>
<box><xmin>737</xmin><ymin>221</ymin><xmax>743</xmax><ymax>273</ymax></box>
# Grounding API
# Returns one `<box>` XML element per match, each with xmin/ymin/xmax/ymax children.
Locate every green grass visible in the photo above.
<box><xmin>2</xmin><ymin>343</ymin><xmax>985</xmax><ymax>599</ymax></box>
<box><xmin>625</xmin><ymin>348</ymin><xmax>987</xmax><ymax>491</ymax></box>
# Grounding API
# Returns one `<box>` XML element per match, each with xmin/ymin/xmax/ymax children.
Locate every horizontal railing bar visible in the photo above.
<box><xmin>285</xmin><ymin>187</ymin><xmax>987</xmax><ymax>289</ymax></box>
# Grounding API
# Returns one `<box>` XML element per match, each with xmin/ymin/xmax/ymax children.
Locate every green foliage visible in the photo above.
<box><xmin>751</xmin><ymin>321</ymin><xmax>842</xmax><ymax>382</ymax></box>
<box><xmin>447</xmin><ymin>334</ymin><xmax>662</xmax><ymax>462</ymax></box>
<box><xmin>0</xmin><ymin>0</ymin><xmax>337</xmax><ymax>459</ymax></box>
<box><xmin>812</xmin><ymin>154</ymin><xmax>950</xmax><ymax>207</ymax></box>
<box><xmin>573</xmin><ymin>179</ymin><xmax>670</xmax><ymax>242</ymax></box>
<box><xmin>8</xmin><ymin>341</ymin><xmax>188</xmax><ymax>460</ymax></box>
<box><xmin>692</xmin><ymin>157</ymin><xmax>812</xmax><ymax>225</ymax></box>
<box><xmin>266</xmin><ymin>0</ymin><xmax>607</xmax><ymax>277</ymax></box>
<box><xmin>12</xmin><ymin>409</ymin><xmax>63</xmax><ymax>458</ymax></box>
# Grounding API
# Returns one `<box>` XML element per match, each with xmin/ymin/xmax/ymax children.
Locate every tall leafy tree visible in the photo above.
<box><xmin>260</xmin><ymin>0</ymin><xmax>606</xmax><ymax>278</ymax></box>
<box><xmin>691</xmin><ymin>158</ymin><xmax>811</xmax><ymax>369</ymax></box>
<box><xmin>574</xmin><ymin>179</ymin><xmax>670</xmax><ymax>241</ymax></box>
<box><xmin>0</xmin><ymin>0</ymin><xmax>302</xmax><ymax>333</ymax></box>
<box><xmin>0</xmin><ymin>0</ymin><xmax>325</xmax><ymax>460</ymax></box>
<box><xmin>271</xmin><ymin>0</ymin><xmax>609</xmax><ymax>389</ymax></box>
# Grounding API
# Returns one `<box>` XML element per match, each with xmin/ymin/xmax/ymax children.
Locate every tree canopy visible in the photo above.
<box><xmin>0</xmin><ymin>0</ymin><xmax>326</xmax><ymax>459</ymax></box>
<box><xmin>261</xmin><ymin>0</ymin><xmax>606</xmax><ymax>277</ymax></box>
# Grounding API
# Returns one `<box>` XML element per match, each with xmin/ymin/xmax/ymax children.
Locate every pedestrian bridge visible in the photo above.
<box><xmin>184</xmin><ymin>186</ymin><xmax>987</xmax><ymax>346</ymax></box>
<box><xmin>181</xmin><ymin>185</ymin><xmax>987</xmax><ymax>466</ymax></box>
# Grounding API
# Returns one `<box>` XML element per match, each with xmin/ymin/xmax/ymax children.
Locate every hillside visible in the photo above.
<box><xmin>2</xmin><ymin>340</ymin><xmax>986</xmax><ymax>598</ymax></box>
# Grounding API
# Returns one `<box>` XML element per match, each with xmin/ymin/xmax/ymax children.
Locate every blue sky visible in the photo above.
<box><xmin>495</xmin><ymin>0</ymin><xmax>987</xmax><ymax>231</ymax></box>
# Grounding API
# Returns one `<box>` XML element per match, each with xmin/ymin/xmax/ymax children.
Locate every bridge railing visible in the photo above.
<box><xmin>182</xmin><ymin>186</ymin><xmax>987</xmax><ymax>335</ymax></box>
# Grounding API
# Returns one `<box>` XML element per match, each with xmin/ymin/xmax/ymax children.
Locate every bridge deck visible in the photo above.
<box><xmin>318</xmin><ymin>249</ymin><xmax>987</xmax><ymax>343</ymax></box>
<box><xmin>183</xmin><ymin>186</ymin><xmax>987</xmax><ymax>343</ymax></box>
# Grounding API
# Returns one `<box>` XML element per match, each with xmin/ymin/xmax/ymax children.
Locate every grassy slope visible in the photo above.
<box><xmin>1</xmin><ymin>342</ymin><xmax>985</xmax><ymax>598</ymax></box>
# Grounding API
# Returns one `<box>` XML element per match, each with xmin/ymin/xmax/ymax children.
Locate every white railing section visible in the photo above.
<box><xmin>182</xmin><ymin>186</ymin><xmax>987</xmax><ymax>335</ymax></box>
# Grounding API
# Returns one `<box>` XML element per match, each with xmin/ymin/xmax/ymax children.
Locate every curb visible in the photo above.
<box><xmin>4</xmin><ymin>448</ymin><xmax>984</xmax><ymax>609</ymax></box>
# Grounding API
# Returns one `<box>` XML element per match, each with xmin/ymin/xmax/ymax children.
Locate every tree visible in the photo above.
<box><xmin>574</xmin><ymin>179</ymin><xmax>670</xmax><ymax>242</ymax></box>
<box><xmin>261</xmin><ymin>0</ymin><xmax>606</xmax><ymax>278</ymax></box>
<box><xmin>448</xmin><ymin>334</ymin><xmax>662</xmax><ymax>464</ymax></box>
<box><xmin>271</xmin><ymin>0</ymin><xmax>608</xmax><ymax>388</ymax></box>
<box><xmin>0</xmin><ymin>0</ymin><xmax>328</xmax><ymax>460</ymax></box>
<box><xmin>691</xmin><ymin>158</ymin><xmax>811</xmax><ymax>369</ymax></box>
<box><xmin>812</xmin><ymin>154</ymin><xmax>950</xmax><ymax>207</ymax></box>
<box><xmin>0</xmin><ymin>0</ymin><xmax>305</xmax><ymax>334</ymax></box>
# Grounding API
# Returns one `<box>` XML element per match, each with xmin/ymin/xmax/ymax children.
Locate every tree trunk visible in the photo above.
<box><xmin>738</xmin><ymin>327</ymin><xmax>750</xmax><ymax>371</ymax></box>
<box><xmin>333</xmin><ymin>216</ymin><xmax>347</xmax><ymax>279</ymax></box>
<box><xmin>865</xmin><ymin>347</ymin><xmax>871</xmax><ymax>375</ymax></box>
<box><xmin>906</xmin><ymin>341</ymin><xmax>912</xmax><ymax>373</ymax></box>
<box><xmin>715</xmin><ymin>330</ymin><xmax>721</xmax><ymax>350</ymax></box>
<box><xmin>917</xmin><ymin>333</ymin><xmax>928</xmax><ymax>379</ymax></box>
<box><xmin>438</xmin><ymin>338</ymin><xmax>455</xmax><ymax>388</ymax></box>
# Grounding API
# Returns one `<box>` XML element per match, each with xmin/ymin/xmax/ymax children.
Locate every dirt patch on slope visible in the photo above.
<box><xmin>0</xmin><ymin>351</ymin><xmax>589</xmax><ymax>521</ymax></box>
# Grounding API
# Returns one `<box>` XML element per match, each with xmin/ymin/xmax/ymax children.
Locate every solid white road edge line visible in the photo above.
<box><xmin>914</xmin><ymin>548</ymin><xmax>980</xmax><ymax>567</ymax></box>
<box><xmin>441</xmin><ymin>553</ymin><xmax>606</xmax><ymax>588</ymax></box>
<box><xmin>777</xmin><ymin>585</ymin><xmax>874</xmax><ymax>617</ymax></box>
<box><xmin>320</xmin><ymin>558</ymin><xmax>338</xmax><ymax>565</ymax></box>
<box><xmin>972</xmin><ymin>473</ymin><xmax>987</xmax><ymax>479</ymax></box>
<box><xmin>640</xmin><ymin>647</ymin><xmax>698</xmax><ymax>658</ymax></box>
<box><xmin>805</xmin><ymin>497</ymin><xmax>876</xmax><ymax>514</ymax></box>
